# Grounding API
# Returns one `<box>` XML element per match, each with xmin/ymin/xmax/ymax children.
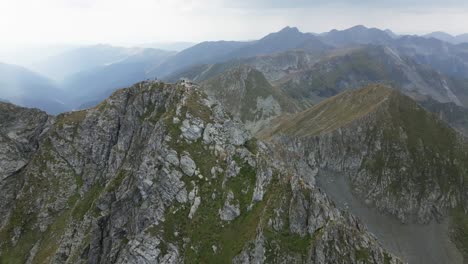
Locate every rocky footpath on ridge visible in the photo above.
<box><xmin>0</xmin><ymin>81</ymin><xmax>402</xmax><ymax>263</ymax></box>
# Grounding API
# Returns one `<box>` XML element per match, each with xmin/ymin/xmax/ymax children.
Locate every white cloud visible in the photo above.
<box><xmin>0</xmin><ymin>0</ymin><xmax>467</xmax><ymax>47</ymax></box>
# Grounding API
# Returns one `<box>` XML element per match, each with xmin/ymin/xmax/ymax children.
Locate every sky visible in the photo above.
<box><xmin>0</xmin><ymin>0</ymin><xmax>468</xmax><ymax>47</ymax></box>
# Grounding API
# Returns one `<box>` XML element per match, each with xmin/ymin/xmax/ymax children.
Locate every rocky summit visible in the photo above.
<box><xmin>0</xmin><ymin>81</ymin><xmax>403</xmax><ymax>263</ymax></box>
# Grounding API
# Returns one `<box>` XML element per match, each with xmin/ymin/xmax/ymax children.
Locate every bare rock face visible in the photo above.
<box><xmin>0</xmin><ymin>103</ymin><xmax>51</xmax><ymax>180</ymax></box>
<box><xmin>0</xmin><ymin>81</ymin><xmax>402</xmax><ymax>264</ymax></box>
<box><xmin>0</xmin><ymin>102</ymin><xmax>51</xmax><ymax>229</ymax></box>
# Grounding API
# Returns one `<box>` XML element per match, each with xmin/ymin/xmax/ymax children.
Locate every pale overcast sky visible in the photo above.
<box><xmin>0</xmin><ymin>0</ymin><xmax>468</xmax><ymax>46</ymax></box>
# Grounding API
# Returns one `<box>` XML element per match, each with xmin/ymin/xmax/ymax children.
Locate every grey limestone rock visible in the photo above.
<box><xmin>180</xmin><ymin>154</ymin><xmax>196</xmax><ymax>176</ymax></box>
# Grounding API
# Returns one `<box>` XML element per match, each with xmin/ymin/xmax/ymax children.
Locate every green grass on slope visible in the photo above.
<box><xmin>451</xmin><ymin>206</ymin><xmax>468</xmax><ymax>260</ymax></box>
<box><xmin>270</xmin><ymin>84</ymin><xmax>393</xmax><ymax>137</ymax></box>
<box><xmin>365</xmin><ymin>87</ymin><xmax>468</xmax><ymax>193</ymax></box>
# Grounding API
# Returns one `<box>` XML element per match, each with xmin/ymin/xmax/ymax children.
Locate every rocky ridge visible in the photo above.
<box><xmin>0</xmin><ymin>81</ymin><xmax>402</xmax><ymax>263</ymax></box>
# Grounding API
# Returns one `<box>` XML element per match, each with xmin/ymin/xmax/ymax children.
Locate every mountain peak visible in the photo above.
<box><xmin>278</xmin><ymin>26</ymin><xmax>300</xmax><ymax>34</ymax></box>
<box><xmin>347</xmin><ymin>25</ymin><xmax>369</xmax><ymax>31</ymax></box>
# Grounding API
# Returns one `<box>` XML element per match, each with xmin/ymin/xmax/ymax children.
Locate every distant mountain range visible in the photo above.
<box><xmin>2</xmin><ymin>25</ymin><xmax>468</xmax><ymax>116</ymax></box>
<box><xmin>59</xmin><ymin>48</ymin><xmax>175</xmax><ymax>108</ymax></box>
<box><xmin>32</xmin><ymin>44</ymin><xmax>175</xmax><ymax>81</ymax></box>
<box><xmin>0</xmin><ymin>62</ymin><xmax>66</xmax><ymax>114</ymax></box>
<box><xmin>424</xmin><ymin>31</ymin><xmax>468</xmax><ymax>44</ymax></box>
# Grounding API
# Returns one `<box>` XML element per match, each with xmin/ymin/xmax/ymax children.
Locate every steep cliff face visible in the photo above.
<box><xmin>0</xmin><ymin>102</ymin><xmax>51</xmax><ymax>181</ymax></box>
<box><xmin>0</xmin><ymin>103</ymin><xmax>52</xmax><ymax>231</ymax></box>
<box><xmin>0</xmin><ymin>81</ymin><xmax>401</xmax><ymax>263</ymax></box>
<box><xmin>262</xmin><ymin>85</ymin><xmax>468</xmax><ymax>260</ymax></box>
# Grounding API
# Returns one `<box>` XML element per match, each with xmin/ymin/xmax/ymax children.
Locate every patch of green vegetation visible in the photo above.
<box><xmin>0</xmin><ymin>178</ymin><xmax>84</xmax><ymax>263</ymax></box>
<box><xmin>261</xmin><ymin>178</ymin><xmax>317</xmax><ymax>261</ymax></box>
<box><xmin>95</xmin><ymin>100</ymin><xmax>109</xmax><ymax>112</ymax></box>
<box><xmin>0</xmin><ymin>212</ymin><xmax>40</xmax><ymax>264</ymax></box>
<box><xmin>264</xmin><ymin>229</ymin><xmax>314</xmax><ymax>261</ymax></box>
<box><xmin>139</xmin><ymin>102</ymin><xmax>167</xmax><ymax>124</ymax></box>
<box><xmin>56</xmin><ymin>110</ymin><xmax>87</xmax><ymax>128</ymax></box>
<box><xmin>71</xmin><ymin>184</ymin><xmax>103</xmax><ymax>220</ymax></box>
<box><xmin>150</xmin><ymin>82</ymin><xmax>166</xmax><ymax>90</ymax></box>
<box><xmin>105</xmin><ymin>170</ymin><xmax>128</xmax><ymax>193</ymax></box>
<box><xmin>383</xmin><ymin>252</ymin><xmax>393</xmax><ymax>264</ymax></box>
<box><xmin>67</xmin><ymin>233</ymin><xmax>91</xmax><ymax>264</ymax></box>
<box><xmin>75</xmin><ymin>175</ymin><xmax>84</xmax><ymax>188</ymax></box>
<box><xmin>244</xmin><ymin>138</ymin><xmax>258</xmax><ymax>155</ymax></box>
<box><xmin>226</xmin><ymin>156</ymin><xmax>257</xmax><ymax>211</ymax></box>
<box><xmin>451</xmin><ymin>206</ymin><xmax>468</xmax><ymax>259</ymax></box>
<box><xmin>33</xmin><ymin>209</ymin><xmax>73</xmax><ymax>263</ymax></box>
<box><xmin>185</xmin><ymin>91</ymin><xmax>212</xmax><ymax>122</ymax></box>
<box><xmin>356</xmin><ymin>248</ymin><xmax>371</xmax><ymax>262</ymax></box>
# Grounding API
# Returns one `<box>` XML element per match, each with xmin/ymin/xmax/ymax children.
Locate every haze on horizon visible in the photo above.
<box><xmin>1</xmin><ymin>0</ymin><xmax>468</xmax><ymax>67</ymax></box>
<box><xmin>1</xmin><ymin>0</ymin><xmax>468</xmax><ymax>47</ymax></box>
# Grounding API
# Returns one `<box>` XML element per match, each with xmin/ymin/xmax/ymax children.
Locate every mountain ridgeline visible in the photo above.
<box><xmin>3</xmin><ymin>25</ymin><xmax>468</xmax><ymax>115</ymax></box>
<box><xmin>0</xmin><ymin>81</ymin><xmax>406</xmax><ymax>263</ymax></box>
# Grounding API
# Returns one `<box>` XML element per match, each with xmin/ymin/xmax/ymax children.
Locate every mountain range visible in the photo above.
<box><xmin>2</xmin><ymin>25</ymin><xmax>468</xmax><ymax>263</ymax></box>
<box><xmin>0</xmin><ymin>62</ymin><xmax>66</xmax><ymax>114</ymax></box>
<box><xmin>424</xmin><ymin>31</ymin><xmax>468</xmax><ymax>45</ymax></box>
<box><xmin>3</xmin><ymin>25</ymin><xmax>468</xmax><ymax>115</ymax></box>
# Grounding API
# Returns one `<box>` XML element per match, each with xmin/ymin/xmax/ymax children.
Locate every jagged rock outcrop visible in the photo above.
<box><xmin>0</xmin><ymin>81</ymin><xmax>401</xmax><ymax>263</ymax></box>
